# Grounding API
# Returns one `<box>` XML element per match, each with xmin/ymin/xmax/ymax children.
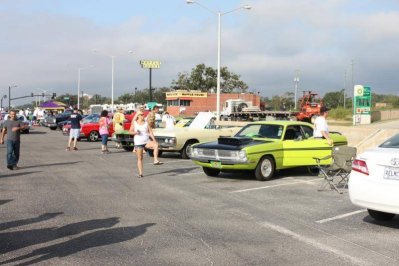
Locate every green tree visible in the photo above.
<box><xmin>323</xmin><ymin>90</ymin><xmax>346</xmax><ymax>108</ymax></box>
<box><xmin>171</xmin><ymin>63</ymin><xmax>248</xmax><ymax>93</ymax></box>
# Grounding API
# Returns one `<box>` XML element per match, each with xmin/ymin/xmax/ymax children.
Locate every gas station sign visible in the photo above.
<box><xmin>353</xmin><ymin>85</ymin><xmax>371</xmax><ymax>125</ymax></box>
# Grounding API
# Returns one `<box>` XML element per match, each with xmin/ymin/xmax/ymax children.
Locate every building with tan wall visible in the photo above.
<box><xmin>165</xmin><ymin>90</ymin><xmax>260</xmax><ymax>116</ymax></box>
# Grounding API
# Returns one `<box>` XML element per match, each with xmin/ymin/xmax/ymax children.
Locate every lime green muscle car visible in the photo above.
<box><xmin>190</xmin><ymin>121</ymin><xmax>348</xmax><ymax>181</ymax></box>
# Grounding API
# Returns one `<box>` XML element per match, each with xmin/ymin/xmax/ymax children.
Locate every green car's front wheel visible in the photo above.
<box><xmin>255</xmin><ymin>155</ymin><xmax>275</xmax><ymax>181</ymax></box>
<box><xmin>202</xmin><ymin>167</ymin><xmax>220</xmax><ymax>177</ymax></box>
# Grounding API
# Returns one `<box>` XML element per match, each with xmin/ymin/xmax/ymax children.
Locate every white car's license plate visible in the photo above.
<box><xmin>210</xmin><ymin>161</ymin><xmax>221</xmax><ymax>168</ymax></box>
<box><xmin>383</xmin><ymin>167</ymin><xmax>399</xmax><ymax>180</ymax></box>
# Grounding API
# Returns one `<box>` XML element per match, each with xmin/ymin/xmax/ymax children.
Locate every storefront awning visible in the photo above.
<box><xmin>166</xmin><ymin>98</ymin><xmax>178</xmax><ymax>101</ymax></box>
<box><xmin>179</xmin><ymin>97</ymin><xmax>192</xmax><ymax>101</ymax></box>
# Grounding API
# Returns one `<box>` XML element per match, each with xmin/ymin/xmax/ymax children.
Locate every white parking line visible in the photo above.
<box><xmin>145</xmin><ymin>160</ymin><xmax>194</xmax><ymax>165</ymax></box>
<box><xmin>316</xmin><ymin>209</ymin><xmax>367</xmax><ymax>224</ymax></box>
<box><xmin>178</xmin><ymin>171</ymin><xmax>203</xmax><ymax>176</ymax></box>
<box><xmin>230</xmin><ymin>178</ymin><xmax>321</xmax><ymax>193</ymax></box>
<box><xmin>258</xmin><ymin>221</ymin><xmax>366</xmax><ymax>265</ymax></box>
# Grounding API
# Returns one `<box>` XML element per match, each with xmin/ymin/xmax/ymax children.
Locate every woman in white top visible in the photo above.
<box><xmin>129</xmin><ymin>111</ymin><xmax>163</xmax><ymax>178</ymax></box>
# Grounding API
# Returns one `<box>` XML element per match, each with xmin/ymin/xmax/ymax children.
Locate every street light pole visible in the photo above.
<box><xmin>94</xmin><ymin>50</ymin><xmax>133</xmax><ymax>113</ymax></box>
<box><xmin>77</xmin><ymin>65</ymin><xmax>93</xmax><ymax>109</ymax></box>
<box><xmin>186</xmin><ymin>0</ymin><xmax>251</xmax><ymax>121</ymax></box>
<box><xmin>294</xmin><ymin>70</ymin><xmax>300</xmax><ymax>110</ymax></box>
<box><xmin>111</xmin><ymin>55</ymin><xmax>115</xmax><ymax>113</ymax></box>
<box><xmin>8</xmin><ymin>85</ymin><xmax>17</xmax><ymax>110</ymax></box>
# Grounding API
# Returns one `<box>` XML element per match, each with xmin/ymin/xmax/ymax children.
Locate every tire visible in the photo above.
<box><xmin>367</xmin><ymin>209</ymin><xmax>395</xmax><ymax>221</ymax></box>
<box><xmin>181</xmin><ymin>140</ymin><xmax>198</xmax><ymax>159</ymax></box>
<box><xmin>307</xmin><ymin>166</ymin><xmax>320</xmax><ymax>176</ymax></box>
<box><xmin>123</xmin><ymin>146</ymin><xmax>134</xmax><ymax>152</ymax></box>
<box><xmin>50</xmin><ymin>127</ymin><xmax>57</xmax><ymax>130</ymax></box>
<box><xmin>203</xmin><ymin>167</ymin><xmax>220</xmax><ymax>177</ymax></box>
<box><xmin>147</xmin><ymin>150</ymin><xmax>162</xmax><ymax>157</ymax></box>
<box><xmin>88</xmin><ymin>131</ymin><xmax>99</xmax><ymax>142</ymax></box>
<box><xmin>255</xmin><ymin>155</ymin><xmax>275</xmax><ymax>181</ymax></box>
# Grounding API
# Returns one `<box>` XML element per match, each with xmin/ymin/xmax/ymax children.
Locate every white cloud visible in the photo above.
<box><xmin>1</xmin><ymin>0</ymin><xmax>399</xmax><ymax>106</ymax></box>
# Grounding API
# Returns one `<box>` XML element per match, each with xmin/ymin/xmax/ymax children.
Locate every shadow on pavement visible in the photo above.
<box><xmin>0</xmin><ymin>171</ymin><xmax>42</xmax><ymax>179</ymax></box>
<box><xmin>28</xmin><ymin>131</ymin><xmax>47</xmax><ymax>135</ymax></box>
<box><xmin>363</xmin><ymin>215</ymin><xmax>399</xmax><ymax>229</ymax></box>
<box><xmin>1</xmin><ymin>223</ymin><xmax>155</xmax><ymax>265</ymax></box>
<box><xmin>0</xmin><ymin>212</ymin><xmax>63</xmax><ymax>232</ymax></box>
<box><xmin>0</xmin><ymin>217</ymin><xmax>121</xmax><ymax>255</ymax></box>
<box><xmin>0</xmin><ymin>199</ymin><xmax>13</xmax><ymax>206</ymax></box>
<box><xmin>144</xmin><ymin>166</ymin><xmax>199</xmax><ymax>177</ymax></box>
<box><xmin>21</xmin><ymin>161</ymin><xmax>81</xmax><ymax>169</ymax></box>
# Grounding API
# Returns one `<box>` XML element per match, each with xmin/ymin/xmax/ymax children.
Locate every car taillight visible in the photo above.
<box><xmin>352</xmin><ymin>159</ymin><xmax>369</xmax><ymax>175</ymax></box>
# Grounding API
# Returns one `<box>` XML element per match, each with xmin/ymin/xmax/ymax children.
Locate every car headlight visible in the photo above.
<box><xmin>238</xmin><ymin>150</ymin><xmax>247</xmax><ymax>160</ymax></box>
<box><xmin>192</xmin><ymin>148</ymin><xmax>204</xmax><ymax>157</ymax></box>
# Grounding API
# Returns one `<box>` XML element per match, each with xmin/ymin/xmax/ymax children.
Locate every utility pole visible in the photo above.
<box><xmin>351</xmin><ymin>60</ymin><xmax>354</xmax><ymax>95</ymax></box>
<box><xmin>343</xmin><ymin>70</ymin><xmax>347</xmax><ymax>108</ymax></box>
<box><xmin>294</xmin><ymin>70</ymin><xmax>300</xmax><ymax>110</ymax></box>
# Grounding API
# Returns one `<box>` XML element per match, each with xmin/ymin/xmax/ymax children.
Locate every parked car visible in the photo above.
<box><xmin>146</xmin><ymin>112</ymin><xmax>241</xmax><ymax>159</ymax></box>
<box><xmin>63</xmin><ymin>114</ymin><xmax>131</xmax><ymax>142</ymax></box>
<box><xmin>0</xmin><ymin>113</ymin><xmax>32</xmax><ymax>134</ymax></box>
<box><xmin>175</xmin><ymin>117</ymin><xmax>195</xmax><ymax>128</ymax></box>
<box><xmin>349</xmin><ymin>133</ymin><xmax>399</xmax><ymax>221</ymax></box>
<box><xmin>43</xmin><ymin>111</ymin><xmax>73</xmax><ymax>130</ymax></box>
<box><xmin>190</xmin><ymin>121</ymin><xmax>348</xmax><ymax>181</ymax></box>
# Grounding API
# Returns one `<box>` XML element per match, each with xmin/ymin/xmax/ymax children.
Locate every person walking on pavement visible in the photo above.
<box><xmin>113</xmin><ymin>107</ymin><xmax>125</xmax><ymax>149</ymax></box>
<box><xmin>99</xmin><ymin>110</ymin><xmax>111</xmax><ymax>154</ymax></box>
<box><xmin>129</xmin><ymin>111</ymin><xmax>163</xmax><ymax>178</ymax></box>
<box><xmin>66</xmin><ymin>108</ymin><xmax>83</xmax><ymax>151</ymax></box>
<box><xmin>313</xmin><ymin>106</ymin><xmax>333</xmax><ymax>146</ymax></box>
<box><xmin>0</xmin><ymin>110</ymin><xmax>27</xmax><ymax>170</ymax></box>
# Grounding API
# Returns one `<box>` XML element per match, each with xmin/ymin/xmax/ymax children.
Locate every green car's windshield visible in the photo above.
<box><xmin>235</xmin><ymin>124</ymin><xmax>283</xmax><ymax>139</ymax></box>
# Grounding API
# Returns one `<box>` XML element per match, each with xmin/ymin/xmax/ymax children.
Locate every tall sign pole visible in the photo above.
<box><xmin>140</xmin><ymin>60</ymin><xmax>161</xmax><ymax>102</ymax></box>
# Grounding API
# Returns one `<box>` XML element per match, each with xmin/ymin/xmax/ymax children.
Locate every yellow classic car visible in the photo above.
<box><xmin>148</xmin><ymin>112</ymin><xmax>242</xmax><ymax>159</ymax></box>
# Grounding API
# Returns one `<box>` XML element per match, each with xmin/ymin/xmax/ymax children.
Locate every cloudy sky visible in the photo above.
<box><xmin>1</xmin><ymin>0</ymin><xmax>399</xmax><ymax>105</ymax></box>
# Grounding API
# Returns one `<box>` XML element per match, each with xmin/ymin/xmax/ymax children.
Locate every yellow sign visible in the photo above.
<box><xmin>140</xmin><ymin>60</ymin><xmax>161</xmax><ymax>69</ymax></box>
<box><xmin>166</xmin><ymin>91</ymin><xmax>207</xmax><ymax>98</ymax></box>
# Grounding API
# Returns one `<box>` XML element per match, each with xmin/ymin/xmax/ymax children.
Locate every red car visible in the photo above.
<box><xmin>62</xmin><ymin>113</ymin><xmax>142</xmax><ymax>142</ymax></box>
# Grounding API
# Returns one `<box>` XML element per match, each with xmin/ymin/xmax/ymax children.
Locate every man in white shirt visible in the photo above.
<box><xmin>313</xmin><ymin>106</ymin><xmax>332</xmax><ymax>146</ymax></box>
<box><xmin>162</xmin><ymin>112</ymin><xmax>176</xmax><ymax>130</ymax></box>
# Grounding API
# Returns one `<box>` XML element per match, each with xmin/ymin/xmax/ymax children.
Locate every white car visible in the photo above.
<box><xmin>0</xmin><ymin>114</ymin><xmax>32</xmax><ymax>133</ymax></box>
<box><xmin>349</xmin><ymin>133</ymin><xmax>399</xmax><ymax>221</ymax></box>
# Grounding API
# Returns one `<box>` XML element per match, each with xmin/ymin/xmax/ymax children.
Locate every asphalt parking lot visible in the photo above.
<box><xmin>1</xmin><ymin>127</ymin><xmax>399</xmax><ymax>265</ymax></box>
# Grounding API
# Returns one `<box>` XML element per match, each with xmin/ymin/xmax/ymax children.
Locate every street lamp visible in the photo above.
<box><xmin>94</xmin><ymin>49</ymin><xmax>133</xmax><ymax>113</ymax></box>
<box><xmin>1</xmin><ymin>95</ymin><xmax>7</xmax><ymax>111</ymax></box>
<box><xmin>294</xmin><ymin>70</ymin><xmax>300</xmax><ymax>110</ymax></box>
<box><xmin>8</xmin><ymin>85</ymin><xmax>17</xmax><ymax>110</ymax></box>
<box><xmin>186</xmin><ymin>0</ymin><xmax>251</xmax><ymax>121</ymax></box>
<box><xmin>135</xmin><ymin>87</ymin><xmax>138</xmax><ymax>103</ymax></box>
<box><xmin>77</xmin><ymin>65</ymin><xmax>93</xmax><ymax>109</ymax></box>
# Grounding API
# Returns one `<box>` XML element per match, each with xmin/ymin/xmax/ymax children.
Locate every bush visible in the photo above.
<box><xmin>328</xmin><ymin>108</ymin><xmax>351</xmax><ymax>120</ymax></box>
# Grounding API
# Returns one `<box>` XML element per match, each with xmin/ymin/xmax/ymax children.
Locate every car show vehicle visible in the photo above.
<box><xmin>44</xmin><ymin>110</ymin><xmax>72</xmax><ymax>130</ymax></box>
<box><xmin>63</xmin><ymin>113</ymin><xmax>134</xmax><ymax>142</ymax></box>
<box><xmin>349</xmin><ymin>133</ymin><xmax>399</xmax><ymax>221</ymax></box>
<box><xmin>190</xmin><ymin>121</ymin><xmax>348</xmax><ymax>181</ymax></box>
<box><xmin>149</xmin><ymin>112</ymin><xmax>241</xmax><ymax>159</ymax></box>
<box><xmin>0</xmin><ymin>114</ymin><xmax>32</xmax><ymax>133</ymax></box>
<box><xmin>175</xmin><ymin>117</ymin><xmax>195</xmax><ymax>128</ymax></box>
<box><xmin>114</xmin><ymin>112</ymin><xmax>241</xmax><ymax>157</ymax></box>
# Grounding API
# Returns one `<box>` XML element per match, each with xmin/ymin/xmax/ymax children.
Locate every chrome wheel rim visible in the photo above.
<box><xmin>261</xmin><ymin>159</ymin><xmax>272</xmax><ymax>177</ymax></box>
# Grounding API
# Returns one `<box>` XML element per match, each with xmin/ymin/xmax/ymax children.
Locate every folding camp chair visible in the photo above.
<box><xmin>313</xmin><ymin>146</ymin><xmax>357</xmax><ymax>194</ymax></box>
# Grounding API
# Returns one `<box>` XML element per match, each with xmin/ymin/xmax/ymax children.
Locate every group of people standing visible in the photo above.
<box><xmin>64</xmin><ymin>106</ymin><xmax>164</xmax><ymax>178</ymax></box>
